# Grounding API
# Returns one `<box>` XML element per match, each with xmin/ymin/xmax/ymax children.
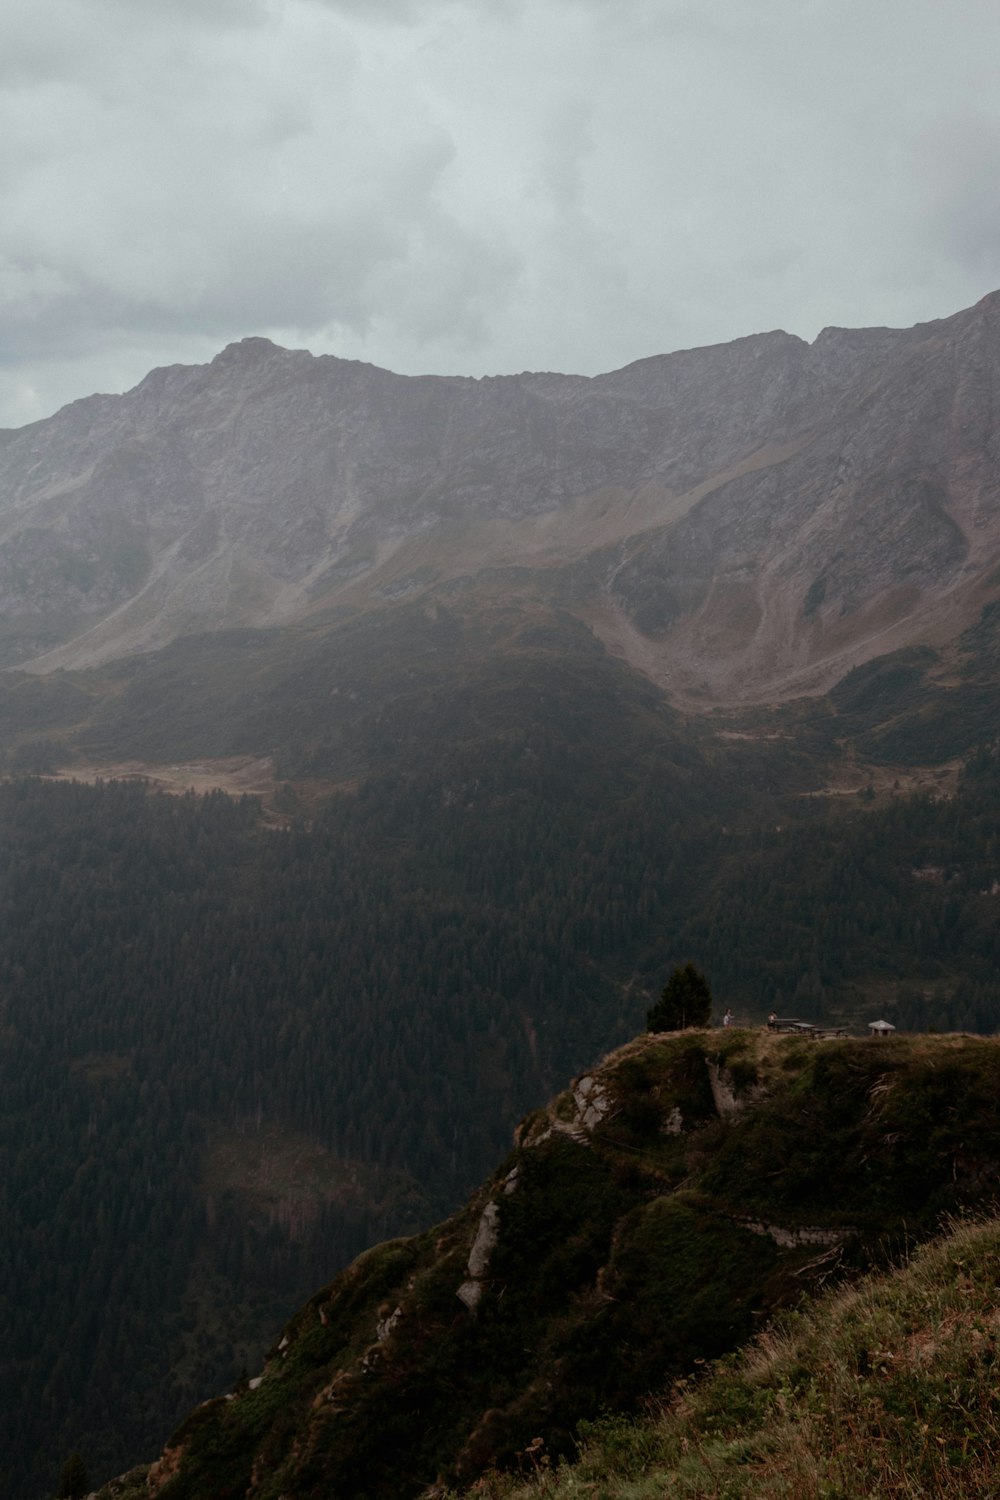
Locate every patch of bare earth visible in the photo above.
<box><xmin>36</xmin><ymin>756</ymin><xmax>356</xmax><ymax>820</ymax></box>
<box><xmin>203</xmin><ymin>1124</ymin><xmax>368</xmax><ymax>1238</ymax></box>
<box><xmin>588</xmin><ymin>544</ymin><xmax>999</xmax><ymax>713</ymax></box>
<box><xmin>45</xmin><ymin>754</ymin><xmax>276</xmax><ymax>797</ymax></box>
<box><xmin>796</xmin><ymin>757</ymin><xmax>962</xmax><ymax>802</ymax></box>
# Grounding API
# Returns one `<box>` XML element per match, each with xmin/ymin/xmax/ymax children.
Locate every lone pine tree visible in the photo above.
<box><xmin>56</xmin><ymin>1453</ymin><xmax>89</xmax><ymax>1500</ymax></box>
<box><xmin>647</xmin><ymin>963</ymin><xmax>713</xmax><ymax>1031</ymax></box>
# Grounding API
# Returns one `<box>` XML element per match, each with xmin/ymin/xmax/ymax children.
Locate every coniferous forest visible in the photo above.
<box><xmin>2</xmin><ymin>729</ymin><xmax>1000</xmax><ymax>1496</ymax></box>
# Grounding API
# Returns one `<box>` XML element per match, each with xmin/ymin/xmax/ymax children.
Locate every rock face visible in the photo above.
<box><xmin>2</xmin><ymin>293</ymin><xmax>1000</xmax><ymax>702</ymax></box>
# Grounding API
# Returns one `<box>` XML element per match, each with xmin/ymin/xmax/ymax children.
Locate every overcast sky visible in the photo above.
<box><xmin>1</xmin><ymin>0</ymin><xmax>998</xmax><ymax>427</ymax></box>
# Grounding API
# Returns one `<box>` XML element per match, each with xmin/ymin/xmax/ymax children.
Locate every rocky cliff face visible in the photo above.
<box><xmin>2</xmin><ymin>293</ymin><xmax>999</xmax><ymax>702</ymax></box>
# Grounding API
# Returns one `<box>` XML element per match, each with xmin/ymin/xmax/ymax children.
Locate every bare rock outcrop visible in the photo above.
<box><xmin>457</xmin><ymin>1200</ymin><xmax>502</xmax><ymax>1313</ymax></box>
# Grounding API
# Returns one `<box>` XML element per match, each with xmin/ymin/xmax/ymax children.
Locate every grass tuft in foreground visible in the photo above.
<box><xmin>457</xmin><ymin>1212</ymin><xmax>1000</xmax><ymax>1499</ymax></box>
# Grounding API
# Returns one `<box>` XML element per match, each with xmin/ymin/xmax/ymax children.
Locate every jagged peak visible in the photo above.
<box><xmin>811</xmin><ymin>321</ymin><xmax>906</xmax><ymax>347</ymax></box>
<box><xmin>210</xmin><ymin>335</ymin><xmax>297</xmax><ymax>366</ymax></box>
<box><xmin>612</xmin><ymin>325</ymin><xmax>806</xmax><ymax>380</ymax></box>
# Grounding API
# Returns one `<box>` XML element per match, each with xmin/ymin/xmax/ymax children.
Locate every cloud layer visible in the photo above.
<box><xmin>1</xmin><ymin>0</ymin><xmax>998</xmax><ymax>425</ymax></box>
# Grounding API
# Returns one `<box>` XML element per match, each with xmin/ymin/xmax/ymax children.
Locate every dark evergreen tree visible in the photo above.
<box><xmin>55</xmin><ymin>1452</ymin><xmax>89</xmax><ymax>1499</ymax></box>
<box><xmin>647</xmin><ymin>963</ymin><xmax>713</xmax><ymax>1031</ymax></box>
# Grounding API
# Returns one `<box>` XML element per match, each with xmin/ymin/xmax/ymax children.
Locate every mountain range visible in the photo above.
<box><xmin>2</xmin><ymin>291</ymin><xmax>999</xmax><ymax>715</ymax></box>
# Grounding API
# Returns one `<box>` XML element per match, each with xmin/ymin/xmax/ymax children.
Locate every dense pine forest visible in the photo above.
<box><xmin>2</xmin><ymin>731</ymin><xmax>1000</xmax><ymax>1496</ymax></box>
<box><xmin>1</xmin><ymin>718</ymin><xmax>710</xmax><ymax>1499</ymax></box>
<box><xmin>678</xmin><ymin>743</ymin><xmax>1000</xmax><ymax>1031</ymax></box>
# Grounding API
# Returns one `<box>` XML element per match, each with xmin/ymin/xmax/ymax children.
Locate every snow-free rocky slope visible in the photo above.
<box><xmin>3</xmin><ymin>292</ymin><xmax>1000</xmax><ymax>707</ymax></box>
<box><xmin>97</xmin><ymin>1029</ymin><xmax>1000</xmax><ymax>1500</ymax></box>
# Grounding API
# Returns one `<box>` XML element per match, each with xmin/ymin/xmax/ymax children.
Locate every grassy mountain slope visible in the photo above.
<box><xmin>457</xmin><ymin>1210</ymin><xmax>1000</xmax><ymax>1500</ymax></box>
<box><xmin>0</xmin><ymin>598</ymin><xmax>703</xmax><ymax>778</ymax></box>
<box><xmin>98</xmin><ymin>1030</ymin><xmax>1000</xmax><ymax>1500</ymax></box>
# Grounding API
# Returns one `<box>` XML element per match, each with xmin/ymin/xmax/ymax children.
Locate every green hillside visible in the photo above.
<box><xmin>95</xmin><ymin>1030</ymin><xmax>1000</xmax><ymax>1500</ymax></box>
<box><xmin>451</xmin><ymin>1209</ymin><xmax>1000</xmax><ymax>1500</ymax></box>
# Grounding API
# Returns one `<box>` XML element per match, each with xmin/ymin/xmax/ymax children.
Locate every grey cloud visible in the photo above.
<box><xmin>301</xmin><ymin>0</ymin><xmax>423</xmax><ymax>17</ymax></box>
<box><xmin>915</xmin><ymin>116</ymin><xmax>1000</xmax><ymax>276</ymax></box>
<box><xmin>301</xmin><ymin>0</ymin><xmax>525</xmax><ymax>17</ymax></box>
<box><xmin>2</xmin><ymin>0</ymin><xmax>1000</xmax><ymax>426</ymax></box>
<box><xmin>96</xmin><ymin>0</ymin><xmax>270</xmax><ymax>23</ymax></box>
<box><xmin>0</xmin><ymin>63</ymin><xmax>518</xmax><ymax>379</ymax></box>
<box><xmin>364</xmin><ymin>217</ymin><xmax>522</xmax><ymax>351</ymax></box>
<box><xmin>534</xmin><ymin>99</ymin><xmax>595</xmax><ymax>214</ymax></box>
<box><xmin>736</xmin><ymin>245</ymin><xmax>806</xmax><ymax>281</ymax></box>
<box><xmin>0</xmin><ymin>0</ymin><xmax>269</xmax><ymax>79</ymax></box>
<box><xmin>1</xmin><ymin>3</ymin><xmax>100</xmax><ymax>85</ymax></box>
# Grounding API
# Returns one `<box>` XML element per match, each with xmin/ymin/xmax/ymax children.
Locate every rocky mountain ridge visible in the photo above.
<box><xmin>2</xmin><ymin>292</ymin><xmax>999</xmax><ymax>704</ymax></box>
